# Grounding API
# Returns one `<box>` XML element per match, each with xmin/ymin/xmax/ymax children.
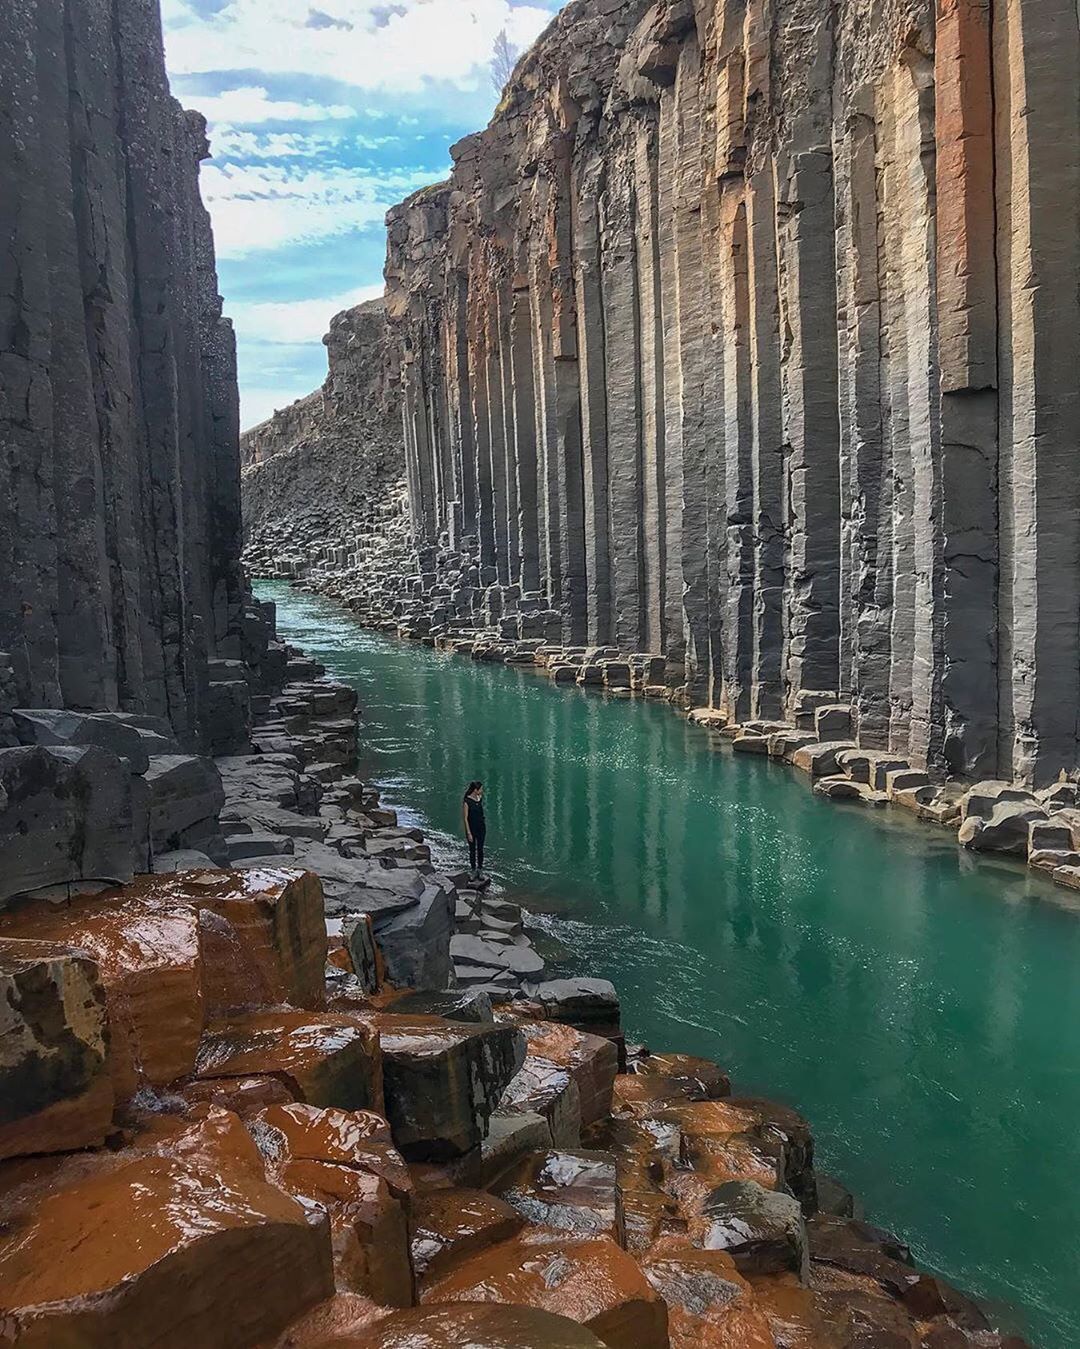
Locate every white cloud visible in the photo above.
<box><xmin>232</xmin><ymin>284</ymin><xmax>385</xmax><ymax>345</ymax></box>
<box><xmin>189</xmin><ymin>85</ymin><xmax>355</xmax><ymax>125</ymax></box>
<box><xmin>208</xmin><ymin>128</ymin><xmax>336</xmax><ymax>159</ymax></box>
<box><xmin>164</xmin><ymin>0</ymin><xmax>555</xmax><ymax>95</ymax></box>
<box><xmin>200</xmin><ymin>160</ymin><xmax>439</xmax><ymax>257</ymax></box>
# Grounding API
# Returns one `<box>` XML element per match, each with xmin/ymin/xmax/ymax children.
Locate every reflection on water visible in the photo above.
<box><xmin>262</xmin><ymin>581</ymin><xmax>1080</xmax><ymax>1347</ymax></box>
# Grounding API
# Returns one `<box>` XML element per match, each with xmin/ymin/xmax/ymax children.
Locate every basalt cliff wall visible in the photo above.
<box><xmin>1</xmin><ymin>0</ymin><xmax>248</xmax><ymax>749</ymax></box>
<box><xmin>385</xmin><ymin>0</ymin><xmax>1080</xmax><ymax>789</ymax></box>
<box><xmin>241</xmin><ymin>298</ymin><xmax>408</xmax><ymax>582</ymax></box>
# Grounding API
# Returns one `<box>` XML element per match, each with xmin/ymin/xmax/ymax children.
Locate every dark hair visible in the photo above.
<box><xmin>464</xmin><ymin>781</ymin><xmax>483</xmax><ymax>800</ymax></box>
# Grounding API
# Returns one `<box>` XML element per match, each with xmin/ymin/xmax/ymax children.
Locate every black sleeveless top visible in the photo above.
<box><xmin>466</xmin><ymin>795</ymin><xmax>486</xmax><ymax>835</ymax></box>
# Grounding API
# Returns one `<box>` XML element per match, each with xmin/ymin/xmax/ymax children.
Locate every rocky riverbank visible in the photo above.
<box><xmin>251</xmin><ymin>524</ymin><xmax>1080</xmax><ymax>911</ymax></box>
<box><xmin>0</xmin><ymin>611</ymin><xmax>1030</xmax><ymax>1347</ymax></box>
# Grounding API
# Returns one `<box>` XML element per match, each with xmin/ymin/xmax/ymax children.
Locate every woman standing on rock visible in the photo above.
<box><xmin>463</xmin><ymin>781</ymin><xmax>487</xmax><ymax>882</ymax></box>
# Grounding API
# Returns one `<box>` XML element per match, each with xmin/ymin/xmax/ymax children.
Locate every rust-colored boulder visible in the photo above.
<box><xmin>806</xmin><ymin>1215</ymin><xmax>918</xmax><ymax>1298</ymax></box>
<box><xmin>178</xmin><ymin>1073</ymin><xmax>298</xmax><ymax>1117</ymax></box>
<box><xmin>182</xmin><ymin>866</ymin><xmax>329</xmax><ymax>1013</ymax></box>
<box><xmin>698</xmin><ymin>1181</ymin><xmax>808</xmax><ymax>1278</ymax></box>
<box><xmin>331</xmin><ymin>1303</ymin><xmax>610</xmax><ymax>1348</ymax></box>
<box><xmin>250</xmin><ymin>1103</ymin><xmax>413</xmax><ymax>1307</ymax></box>
<box><xmin>195</xmin><ymin>1011</ymin><xmax>383</xmax><ymax>1113</ymax></box>
<box><xmin>498</xmin><ymin>1053</ymin><xmax>583</xmax><ymax>1148</ymax></box>
<box><xmin>627</xmin><ymin>1052</ymin><xmax>731</xmax><ymax>1104</ymax></box>
<box><xmin>511</xmin><ymin>1020</ymin><xmax>619</xmax><ymax>1127</ymax></box>
<box><xmin>363</xmin><ymin>1014</ymin><xmax>525</xmax><ymax>1160</ymax></box>
<box><xmin>410</xmin><ymin>1186</ymin><xmax>523</xmax><ymax>1283</ymax></box>
<box><xmin>640</xmin><ymin>1238</ymin><xmax>776</xmax><ymax>1349</ymax></box>
<box><xmin>0</xmin><ymin>1108</ymin><xmax>333</xmax><ymax>1348</ymax></box>
<box><xmin>657</xmin><ymin>1100</ymin><xmax>788</xmax><ymax>1215</ymax></box>
<box><xmin>420</xmin><ymin>1226</ymin><xmax>668</xmax><ymax>1349</ymax></box>
<box><xmin>0</xmin><ymin>889</ymin><xmax>203</xmax><ymax>1097</ymax></box>
<box><xmin>493</xmin><ymin>1150</ymin><xmax>625</xmax><ymax>1245</ymax></box>
<box><xmin>0</xmin><ymin>939</ymin><xmax>113</xmax><ymax>1161</ymax></box>
<box><xmin>273</xmin><ymin>1293</ymin><xmax>387</xmax><ymax>1348</ymax></box>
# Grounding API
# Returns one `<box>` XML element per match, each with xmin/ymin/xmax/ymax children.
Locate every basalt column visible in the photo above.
<box><xmin>0</xmin><ymin>0</ymin><xmax>246</xmax><ymax>745</ymax></box>
<box><xmin>386</xmin><ymin>0</ymin><xmax>1080</xmax><ymax>786</ymax></box>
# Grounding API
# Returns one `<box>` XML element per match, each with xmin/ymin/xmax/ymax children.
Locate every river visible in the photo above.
<box><xmin>260</xmin><ymin>580</ymin><xmax>1080</xmax><ymax>1347</ymax></box>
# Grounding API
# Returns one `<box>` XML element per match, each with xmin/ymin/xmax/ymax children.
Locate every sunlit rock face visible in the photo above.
<box><xmin>240</xmin><ymin>299</ymin><xmax>409</xmax><ymax>584</ymax></box>
<box><xmin>385</xmin><ymin>0</ymin><xmax>1080</xmax><ymax>787</ymax></box>
<box><xmin>0</xmin><ymin>0</ymin><xmax>250</xmax><ymax>747</ymax></box>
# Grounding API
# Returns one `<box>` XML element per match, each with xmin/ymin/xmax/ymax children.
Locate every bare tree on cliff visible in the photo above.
<box><xmin>491</xmin><ymin>29</ymin><xmax>519</xmax><ymax>95</ymax></box>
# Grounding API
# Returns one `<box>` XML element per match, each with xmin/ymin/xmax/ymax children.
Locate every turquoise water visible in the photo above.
<box><xmin>261</xmin><ymin>580</ymin><xmax>1080</xmax><ymax>1347</ymax></box>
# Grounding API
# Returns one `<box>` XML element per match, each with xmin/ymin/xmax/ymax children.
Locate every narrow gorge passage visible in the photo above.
<box><xmin>264</xmin><ymin>580</ymin><xmax>1080</xmax><ymax>1349</ymax></box>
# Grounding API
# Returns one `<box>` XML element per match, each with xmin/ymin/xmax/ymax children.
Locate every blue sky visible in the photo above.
<box><xmin>162</xmin><ymin>0</ymin><xmax>564</xmax><ymax>429</ymax></box>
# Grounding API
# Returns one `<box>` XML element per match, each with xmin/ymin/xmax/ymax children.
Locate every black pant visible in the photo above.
<box><xmin>469</xmin><ymin>831</ymin><xmax>486</xmax><ymax>871</ymax></box>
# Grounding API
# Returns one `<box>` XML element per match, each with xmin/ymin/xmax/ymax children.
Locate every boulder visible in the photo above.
<box><xmin>450</xmin><ymin>933</ymin><xmax>546</xmax><ymax>982</ymax></box>
<box><xmin>805</xmin><ymin>1214</ymin><xmax>917</xmax><ymax>1297</ymax></box>
<box><xmin>960</xmin><ymin>780</ymin><xmax>1037</xmax><ymax>822</ymax></box>
<box><xmin>0</xmin><ymin>888</ymin><xmax>203</xmax><ymax>1097</ymax></box>
<box><xmin>513</xmin><ymin>1020</ymin><xmax>618</xmax><ymax>1127</ymax></box>
<box><xmin>533</xmin><ymin>978</ymin><xmax>621</xmax><ymax>1037</ymax></box>
<box><xmin>494</xmin><ymin>1149</ymin><xmax>624</xmax><ymax>1244</ymax></box>
<box><xmin>640</xmin><ymin>1238</ymin><xmax>775</xmax><ymax>1349</ymax></box>
<box><xmin>0</xmin><ymin>1109</ymin><xmax>334</xmax><ymax>1348</ymax></box>
<box><xmin>0</xmin><ymin>940</ymin><xmax>113</xmax><ymax>1161</ymax></box>
<box><xmin>958</xmin><ymin>800</ymin><xmax>1048</xmax><ymax>855</ymax></box>
<box><xmin>368</xmin><ymin>1014</ymin><xmax>525</xmax><ymax>1160</ymax></box>
<box><xmin>376</xmin><ymin>881</ymin><xmax>454</xmax><ymax>989</ymax></box>
<box><xmin>410</xmin><ymin>1187</ymin><xmax>523</xmax><ymax>1283</ymax></box>
<box><xmin>11</xmin><ymin>708</ymin><xmax>177</xmax><ymax>773</ymax></box>
<box><xmin>790</xmin><ymin>742</ymin><xmax>855</xmax><ymax>777</ymax></box>
<box><xmin>700</xmin><ymin>1180</ymin><xmax>808</xmax><ymax>1277</ymax></box>
<box><xmin>498</xmin><ymin>1055</ymin><xmax>582</xmax><ymax>1149</ymax></box>
<box><xmin>480</xmin><ymin>1110</ymin><xmax>553</xmax><ymax>1185</ymax></box>
<box><xmin>195</xmin><ymin>1011</ymin><xmax>383</xmax><ymax>1113</ymax></box>
<box><xmin>0</xmin><ymin>745</ymin><xmax>137</xmax><ymax>903</ymax></box>
<box><xmin>145</xmin><ymin>754</ymin><xmax>226</xmax><ymax>853</ymax></box>
<box><xmin>251</xmin><ymin>1103</ymin><xmax>413</xmax><ymax>1307</ymax></box>
<box><xmin>420</xmin><ymin>1228</ymin><xmax>668</xmax><ymax>1349</ymax></box>
<box><xmin>629</xmin><ymin>1052</ymin><xmax>730</xmax><ymax>1103</ymax></box>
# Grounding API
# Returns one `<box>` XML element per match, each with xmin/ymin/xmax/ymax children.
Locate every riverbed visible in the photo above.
<box><xmin>260</xmin><ymin>580</ymin><xmax>1080</xmax><ymax>1347</ymax></box>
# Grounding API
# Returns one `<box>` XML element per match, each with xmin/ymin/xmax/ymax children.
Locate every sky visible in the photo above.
<box><xmin>162</xmin><ymin>0</ymin><xmax>565</xmax><ymax>430</ymax></box>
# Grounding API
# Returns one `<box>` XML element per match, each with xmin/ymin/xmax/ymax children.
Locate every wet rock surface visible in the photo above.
<box><xmin>0</xmin><ymin>630</ymin><xmax>1031</xmax><ymax>1349</ymax></box>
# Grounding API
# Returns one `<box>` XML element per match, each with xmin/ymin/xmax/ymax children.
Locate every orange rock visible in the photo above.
<box><xmin>250</xmin><ymin>1103</ymin><xmax>414</xmax><ymax>1307</ymax></box>
<box><xmin>278</xmin><ymin>1160</ymin><xmax>413</xmax><ymax>1307</ymax></box>
<box><xmin>185</xmin><ymin>866</ymin><xmax>328</xmax><ymax>1013</ymax></box>
<box><xmin>748</xmin><ymin>1273</ymin><xmax>852</xmax><ymax>1349</ymax></box>
<box><xmin>512</xmin><ymin>1021</ymin><xmax>619</xmax><ymax>1127</ymax></box>
<box><xmin>253</xmin><ymin>1104</ymin><xmax>409</xmax><ymax>1198</ymax></box>
<box><xmin>272</xmin><ymin>1292</ymin><xmax>389</xmax><ymax>1348</ymax></box>
<box><xmin>641</xmin><ymin>1238</ymin><xmax>776</xmax><ymax>1349</ymax></box>
<box><xmin>0</xmin><ymin>939</ymin><xmax>114</xmax><ymax>1161</ymax></box>
<box><xmin>0</xmin><ymin>889</ymin><xmax>203</xmax><ymax>1098</ymax></box>
<box><xmin>195</xmin><ymin>1011</ymin><xmax>384</xmax><ymax>1113</ymax></box>
<box><xmin>627</xmin><ymin>1053</ymin><xmax>731</xmax><ymax>1103</ymax></box>
<box><xmin>493</xmin><ymin>1150</ymin><xmax>625</xmax><ymax>1246</ymax></box>
<box><xmin>420</xmin><ymin>1226</ymin><xmax>668</xmax><ymax>1349</ymax></box>
<box><xmin>323</xmin><ymin>1303</ymin><xmax>610</xmax><ymax>1348</ymax></box>
<box><xmin>178</xmin><ymin>1073</ymin><xmax>298</xmax><ymax>1117</ymax></box>
<box><xmin>584</xmin><ymin>1116</ymin><xmax>684</xmax><ymax>1255</ymax></box>
<box><xmin>410</xmin><ymin>1187</ymin><xmax>523</xmax><ymax>1283</ymax></box>
<box><xmin>0</xmin><ymin>1108</ymin><xmax>334</xmax><ymax>1348</ymax></box>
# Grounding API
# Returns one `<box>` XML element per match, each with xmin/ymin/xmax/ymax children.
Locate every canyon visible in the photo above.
<box><xmin>1</xmin><ymin>0</ymin><xmax>1076</xmax><ymax>1345</ymax></box>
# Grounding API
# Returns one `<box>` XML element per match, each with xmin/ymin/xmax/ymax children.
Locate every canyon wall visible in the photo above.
<box><xmin>0</xmin><ymin>0</ymin><xmax>247</xmax><ymax>748</ymax></box>
<box><xmin>387</xmin><ymin>0</ymin><xmax>1080</xmax><ymax>787</ymax></box>
<box><xmin>241</xmin><ymin>298</ymin><xmax>407</xmax><ymax>580</ymax></box>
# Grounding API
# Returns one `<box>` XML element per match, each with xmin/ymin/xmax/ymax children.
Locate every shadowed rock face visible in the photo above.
<box><xmin>371</xmin><ymin>0</ymin><xmax>1080</xmax><ymax>788</ymax></box>
<box><xmin>0</xmin><ymin>0</ymin><xmax>250</xmax><ymax>747</ymax></box>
